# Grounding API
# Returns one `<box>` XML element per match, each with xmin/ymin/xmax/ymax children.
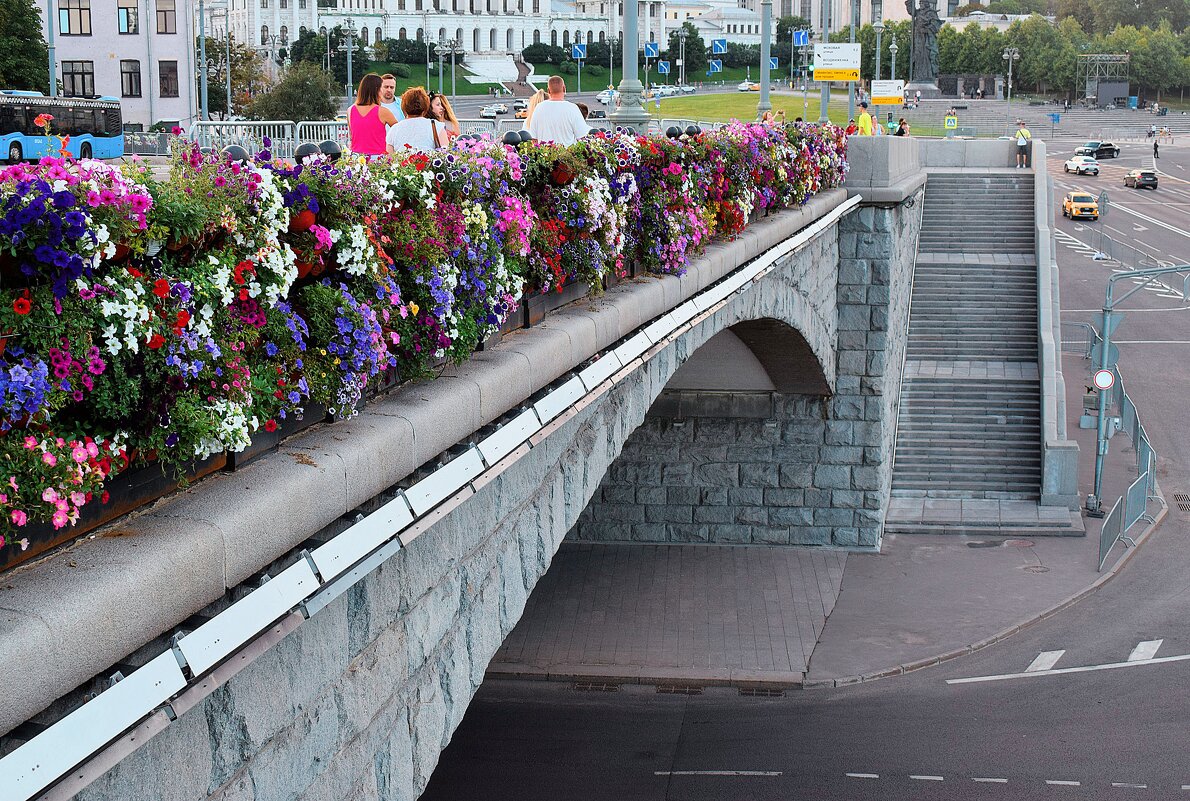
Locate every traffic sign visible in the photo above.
<box><xmin>768</xmin><ymin>56</ymin><xmax>779</xmax><ymax>70</ymax></box>
<box><xmin>1049</xmin><ymin>112</ymin><xmax>1060</xmax><ymax>124</ymax></box>
<box><xmin>708</xmin><ymin>59</ymin><xmax>723</xmax><ymax>73</ymax></box>
<box><xmin>944</xmin><ymin>115</ymin><xmax>958</xmax><ymax>129</ymax></box>
<box><xmin>793</xmin><ymin>29</ymin><xmax>810</xmax><ymax>47</ymax></box>
<box><xmin>571</xmin><ymin>43</ymin><xmax>587</xmax><ymax>60</ymax></box>
<box><xmin>870</xmin><ymin>79</ymin><xmax>903</xmax><ymax>105</ymax></box>
<box><xmin>712</xmin><ymin>38</ymin><xmax>727</xmax><ymax>54</ymax></box>
<box><xmin>1101</xmin><ymin>311</ymin><xmax>1125</xmax><ymax>338</ymax></box>
<box><xmin>813</xmin><ymin>43</ymin><xmax>861</xmax><ymax>81</ymax></box>
<box><xmin>657</xmin><ymin>60</ymin><xmax>670</xmax><ymax>74</ymax></box>
<box><xmin>644</xmin><ymin>41</ymin><xmax>659</xmax><ymax>58</ymax></box>
<box><xmin>1090</xmin><ymin>341</ymin><xmax>1120</xmax><ymax>369</ymax></box>
<box><xmin>1093</xmin><ymin>369</ymin><xmax>1115</xmax><ymax>391</ymax></box>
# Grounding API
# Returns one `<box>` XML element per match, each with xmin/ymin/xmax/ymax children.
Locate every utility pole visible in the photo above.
<box><xmin>873</xmin><ymin>20</ymin><xmax>883</xmax><ymax>82</ymax></box>
<box><xmin>610</xmin><ymin>0</ymin><xmax>648</xmax><ymax>131</ymax></box>
<box><xmin>847</xmin><ymin>0</ymin><xmax>857</xmax><ymax>121</ymax></box>
<box><xmin>677</xmin><ymin>27</ymin><xmax>687</xmax><ymax>87</ymax></box>
<box><xmin>818</xmin><ymin>0</ymin><xmax>830</xmax><ymax>122</ymax></box>
<box><xmin>1003</xmin><ymin>46</ymin><xmax>1020</xmax><ymax>134</ymax></box>
<box><xmin>225</xmin><ymin>12</ymin><xmax>232</xmax><ymax>118</ymax></box>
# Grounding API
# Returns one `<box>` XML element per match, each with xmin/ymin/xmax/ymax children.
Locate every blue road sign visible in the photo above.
<box><xmin>571</xmin><ymin>43</ymin><xmax>587</xmax><ymax>60</ymax></box>
<box><xmin>793</xmin><ymin>29</ymin><xmax>810</xmax><ymax>47</ymax></box>
<box><xmin>1049</xmin><ymin>112</ymin><xmax>1061</xmax><ymax>123</ymax></box>
<box><xmin>657</xmin><ymin>60</ymin><xmax>671</xmax><ymax>74</ymax></box>
<box><xmin>712</xmin><ymin>38</ymin><xmax>728</xmax><ymax>54</ymax></box>
<box><xmin>709</xmin><ymin>59</ymin><xmax>723</xmax><ymax>73</ymax></box>
<box><xmin>644</xmin><ymin>41</ymin><xmax>659</xmax><ymax>58</ymax></box>
<box><xmin>768</xmin><ymin>56</ymin><xmax>779</xmax><ymax>69</ymax></box>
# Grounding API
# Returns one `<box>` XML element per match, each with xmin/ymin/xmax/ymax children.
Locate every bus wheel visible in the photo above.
<box><xmin>80</xmin><ymin>143</ymin><xmax>92</xmax><ymax>159</ymax></box>
<box><xmin>7</xmin><ymin>142</ymin><xmax>20</xmax><ymax>163</ymax></box>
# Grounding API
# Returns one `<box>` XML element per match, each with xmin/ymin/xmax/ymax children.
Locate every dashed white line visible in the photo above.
<box><xmin>947</xmin><ymin>649</ymin><xmax>1190</xmax><ymax>684</ymax></box>
<box><xmin>1027</xmin><ymin>650</ymin><xmax>1066</xmax><ymax>672</ymax></box>
<box><xmin>654</xmin><ymin>770</ymin><xmax>781</xmax><ymax>776</ymax></box>
<box><xmin>974</xmin><ymin>777</ymin><xmax>1009</xmax><ymax>783</ymax></box>
<box><xmin>1113</xmin><ymin>782</ymin><xmax>1148</xmax><ymax>788</ymax></box>
<box><xmin>911</xmin><ymin>775</ymin><xmax>945</xmax><ymax>781</ymax></box>
<box><xmin>1047</xmin><ymin>780</ymin><xmax>1082</xmax><ymax>786</ymax></box>
<box><xmin>846</xmin><ymin>773</ymin><xmax>879</xmax><ymax>779</ymax></box>
<box><xmin>1129</xmin><ymin>640</ymin><xmax>1164</xmax><ymax>661</ymax></box>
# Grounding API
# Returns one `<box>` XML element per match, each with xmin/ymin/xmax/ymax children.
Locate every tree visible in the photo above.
<box><xmin>288</xmin><ymin>26</ymin><xmax>367</xmax><ymax>88</ymax></box>
<box><xmin>196</xmin><ymin>38</ymin><xmax>269</xmax><ymax>118</ymax></box>
<box><xmin>776</xmin><ymin>15</ymin><xmax>812</xmax><ymax>45</ymax></box>
<box><xmin>523</xmin><ymin>43</ymin><xmax>567</xmax><ymax>65</ymax></box>
<box><xmin>665</xmin><ymin>22</ymin><xmax>707</xmax><ymax>75</ymax></box>
<box><xmin>247</xmin><ymin>61</ymin><xmax>337</xmax><ymax>121</ymax></box>
<box><xmin>0</xmin><ymin>0</ymin><xmax>49</xmax><ymax>92</ymax></box>
<box><xmin>380</xmin><ymin>37</ymin><xmax>434</xmax><ymax>65</ymax></box>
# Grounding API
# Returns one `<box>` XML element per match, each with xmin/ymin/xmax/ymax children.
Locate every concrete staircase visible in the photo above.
<box><xmin>891</xmin><ymin>172</ymin><xmax>1044</xmax><ymax>507</ymax></box>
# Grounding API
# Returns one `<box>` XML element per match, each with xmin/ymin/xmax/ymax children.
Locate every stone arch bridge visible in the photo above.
<box><xmin>1</xmin><ymin>143</ymin><xmax>928</xmax><ymax>801</ymax></box>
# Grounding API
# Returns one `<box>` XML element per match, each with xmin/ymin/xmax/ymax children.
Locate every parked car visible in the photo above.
<box><xmin>1062</xmin><ymin>191</ymin><xmax>1100</xmax><ymax>220</ymax></box>
<box><xmin>656</xmin><ymin>85</ymin><xmax>680</xmax><ymax>97</ymax></box>
<box><xmin>736</xmin><ymin>81</ymin><xmax>760</xmax><ymax>92</ymax></box>
<box><xmin>479</xmin><ymin>105</ymin><xmax>500</xmax><ymax>118</ymax></box>
<box><xmin>1123</xmin><ymin>169</ymin><xmax>1158</xmax><ymax>189</ymax></box>
<box><xmin>596</xmin><ymin>89</ymin><xmax>618</xmax><ymax>105</ymax></box>
<box><xmin>1075</xmin><ymin>140</ymin><xmax>1120</xmax><ymax>159</ymax></box>
<box><xmin>1063</xmin><ymin>156</ymin><xmax>1100</xmax><ymax>175</ymax></box>
<box><xmin>513</xmin><ymin>98</ymin><xmax>529</xmax><ymax>110</ymax></box>
<box><xmin>588</xmin><ymin>109</ymin><xmax>607</xmax><ymax>119</ymax></box>
<box><xmin>679</xmin><ymin>84</ymin><xmax>696</xmax><ymax>94</ymax></box>
<box><xmin>515</xmin><ymin>109</ymin><xmax>528</xmax><ymax>119</ymax></box>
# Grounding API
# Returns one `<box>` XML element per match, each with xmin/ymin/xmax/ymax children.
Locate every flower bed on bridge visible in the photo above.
<box><xmin>0</xmin><ymin>122</ymin><xmax>847</xmax><ymax>564</ymax></box>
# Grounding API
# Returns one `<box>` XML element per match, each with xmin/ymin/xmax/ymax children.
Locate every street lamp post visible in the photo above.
<box><xmin>435</xmin><ymin>38</ymin><xmax>446</xmax><ymax>95</ymax></box>
<box><xmin>338</xmin><ymin>20</ymin><xmax>358</xmax><ymax>99</ymax></box>
<box><xmin>46</xmin><ymin>0</ymin><xmax>57</xmax><ymax>97</ymax></box>
<box><xmin>1003</xmin><ymin>46</ymin><xmax>1021</xmax><ymax>132</ymax></box>
<box><xmin>199</xmin><ymin>0</ymin><xmax>210</xmax><ymax>120</ymax></box>
<box><xmin>818</xmin><ymin>0</ymin><xmax>830</xmax><ymax>122</ymax></box>
<box><xmin>610</xmin><ymin>0</ymin><xmax>649</xmax><ymax>131</ymax></box>
<box><xmin>758</xmin><ymin>0</ymin><xmax>772</xmax><ymax>116</ymax></box>
<box><xmin>224</xmin><ymin>12</ymin><xmax>232</xmax><ymax>118</ymax></box>
<box><xmin>847</xmin><ymin>0</ymin><xmax>858</xmax><ymax>121</ymax></box>
<box><xmin>873</xmin><ymin>20</ymin><xmax>883</xmax><ymax>83</ymax></box>
<box><xmin>889</xmin><ymin>39</ymin><xmax>898</xmax><ymax>83</ymax></box>
<box><xmin>677</xmin><ymin>28</ymin><xmax>687</xmax><ymax>87</ymax></box>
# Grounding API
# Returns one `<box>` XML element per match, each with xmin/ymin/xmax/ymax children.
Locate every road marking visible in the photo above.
<box><xmin>1109</xmin><ymin>202</ymin><xmax>1190</xmax><ymax>240</ymax></box>
<box><xmin>1114</xmin><ymin>340</ymin><xmax>1190</xmax><ymax>344</ymax></box>
<box><xmin>947</xmin><ymin>649</ymin><xmax>1190</xmax><ymax>685</ymax></box>
<box><xmin>1130</xmin><ymin>640</ymin><xmax>1164</xmax><ymax>661</ymax></box>
<box><xmin>846</xmin><ymin>773</ymin><xmax>879</xmax><ymax>779</ymax></box>
<box><xmin>974</xmin><ymin>777</ymin><xmax>1009</xmax><ymax>783</ymax></box>
<box><xmin>1047</xmin><ymin>780</ymin><xmax>1081</xmax><ymax>786</ymax></box>
<box><xmin>1113</xmin><ymin>782</ymin><xmax>1148</xmax><ymax>788</ymax></box>
<box><xmin>910</xmin><ymin>775</ymin><xmax>945</xmax><ymax>781</ymax></box>
<box><xmin>1134</xmin><ymin>225</ymin><xmax>1149</xmax><ymax>232</ymax></box>
<box><xmin>1026</xmin><ymin>650</ymin><xmax>1066</xmax><ymax>672</ymax></box>
<box><xmin>654</xmin><ymin>770</ymin><xmax>782</xmax><ymax>776</ymax></box>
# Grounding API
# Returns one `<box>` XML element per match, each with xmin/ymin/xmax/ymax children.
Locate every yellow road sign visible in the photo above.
<box><xmin>814</xmin><ymin>68</ymin><xmax>860</xmax><ymax>81</ymax></box>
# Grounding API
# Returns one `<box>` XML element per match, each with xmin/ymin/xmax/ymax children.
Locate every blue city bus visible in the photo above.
<box><xmin>0</xmin><ymin>92</ymin><xmax>124</xmax><ymax>162</ymax></box>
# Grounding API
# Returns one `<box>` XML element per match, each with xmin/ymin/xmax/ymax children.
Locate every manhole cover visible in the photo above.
<box><xmin>1003</xmin><ymin>539</ymin><xmax>1036</xmax><ymax>548</ymax></box>
<box><xmin>1023</xmin><ymin>565</ymin><xmax>1050</xmax><ymax>574</ymax></box>
<box><xmin>1174</xmin><ymin>493</ymin><xmax>1190</xmax><ymax>513</ymax></box>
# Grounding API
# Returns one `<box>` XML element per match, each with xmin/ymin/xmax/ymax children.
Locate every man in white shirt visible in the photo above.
<box><xmin>527</xmin><ymin>75</ymin><xmax>589</xmax><ymax>146</ymax></box>
<box><xmin>380</xmin><ymin>74</ymin><xmax>405</xmax><ymax>123</ymax></box>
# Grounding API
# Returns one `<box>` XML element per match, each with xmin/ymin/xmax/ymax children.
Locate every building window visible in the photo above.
<box><xmin>280</xmin><ymin>24</ymin><xmax>288</xmax><ymax>42</ymax></box>
<box><xmin>261</xmin><ymin>24</ymin><xmax>268</xmax><ymax>44</ymax></box>
<box><xmin>280</xmin><ymin>0</ymin><xmax>287</xmax><ymax>6</ymax></box>
<box><xmin>398</xmin><ymin>26</ymin><xmax>406</xmax><ymax>38</ymax></box>
<box><xmin>117</xmin><ymin>0</ymin><xmax>138</xmax><ymax>33</ymax></box>
<box><xmin>359</xmin><ymin>26</ymin><xmax>367</xmax><ymax>44</ymax></box>
<box><xmin>159</xmin><ymin>60</ymin><xmax>179</xmax><ymax>96</ymax></box>
<box><xmin>532</xmin><ymin>28</ymin><xmax>539</xmax><ymax>43</ymax></box>
<box><xmin>300</xmin><ymin>0</ymin><xmax>307</xmax><ymax>6</ymax></box>
<box><xmin>61</xmin><ymin>60</ymin><xmax>94</xmax><ymax>95</ymax></box>
<box><xmin>378</xmin><ymin>26</ymin><xmax>384</xmax><ymax>42</ymax></box>
<box><xmin>58</xmin><ymin>0</ymin><xmax>92</xmax><ymax>35</ymax></box>
<box><xmin>156</xmin><ymin>0</ymin><xmax>176</xmax><ymax>32</ymax></box>
<box><xmin>120</xmin><ymin>60</ymin><xmax>142</xmax><ymax>97</ymax></box>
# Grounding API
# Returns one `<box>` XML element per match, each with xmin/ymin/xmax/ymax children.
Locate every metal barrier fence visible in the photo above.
<box><xmin>190</xmin><ymin>120</ymin><xmax>299</xmax><ymax>160</ymax></box>
<box><xmin>294</xmin><ymin>121</ymin><xmax>348</xmax><ymax>148</ymax></box>
<box><xmin>1089</xmin><ymin>229</ymin><xmax>1173</xmax><ymax>272</ymax></box>
<box><xmin>123</xmin><ymin>131</ymin><xmax>172</xmax><ymax>156</ymax></box>
<box><xmin>1090</xmin><ymin>355</ymin><xmax>1160</xmax><ymax>570</ymax></box>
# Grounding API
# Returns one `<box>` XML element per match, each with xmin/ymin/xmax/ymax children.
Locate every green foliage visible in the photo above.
<box><xmin>524</xmin><ymin>43</ymin><xmax>568</xmax><ymax>65</ymax></box>
<box><xmin>776</xmin><ymin>15</ymin><xmax>813</xmax><ymax>45</ymax></box>
<box><xmin>666</xmin><ymin>22</ymin><xmax>707</xmax><ymax>74</ymax></box>
<box><xmin>196</xmin><ymin>38</ymin><xmax>269</xmax><ymax>118</ymax></box>
<box><xmin>288</xmin><ymin>27</ymin><xmax>368</xmax><ymax>89</ymax></box>
<box><xmin>247</xmin><ymin>61</ymin><xmax>337</xmax><ymax>121</ymax></box>
<box><xmin>0</xmin><ymin>0</ymin><xmax>48</xmax><ymax>91</ymax></box>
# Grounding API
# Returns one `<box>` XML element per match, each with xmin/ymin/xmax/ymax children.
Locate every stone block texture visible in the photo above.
<box><xmin>572</xmin><ymin>193</ymin><xmax>922</xmax><ymax>549</ymax></box>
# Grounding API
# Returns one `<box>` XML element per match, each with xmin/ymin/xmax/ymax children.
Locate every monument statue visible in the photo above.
<box><xmin>905</xmin><ymin>0</ymin><xmax>944</xmax><ymax>86</ymax></box>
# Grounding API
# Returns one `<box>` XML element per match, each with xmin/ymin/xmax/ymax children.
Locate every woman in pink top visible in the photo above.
<box><xmin>348</xmin><ymin>73</ymin><xmax>397</xmax><ymax>156</ymax></box>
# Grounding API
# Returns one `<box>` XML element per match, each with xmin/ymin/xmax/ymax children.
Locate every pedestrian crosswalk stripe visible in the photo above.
<box><xmin>1026</xmin><ymin>650</ymin><xmax>1065</xmax><ymax>672</ymax></box>
<box><xmin>1129</xmin><ymin>640</ymin><xmax>1163</xmax><ymax>661</ymax></box>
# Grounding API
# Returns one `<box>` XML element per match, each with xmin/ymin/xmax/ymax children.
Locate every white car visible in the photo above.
<box><xmin>657</xmin><ymin>85</ymin><xmax>679</xmax><ymax>97</ymax></box>
<box><xmin>479</xmin><ymin>105</ymin><xmax>500</xmax><ymax>118</ymax></box>
<box><xmin>1064</xmin><ymin>155</ymin><xmax>1100</xmax><ymax>176</ymax></box>
<box><xmin>737</xmin><ymin>81</ymin><xmax>760</xmax><ymax>92</ymax></box>
<box><xmin>513</xmin><ymin>98</ymin><xmax>529</xmax><ymax>110</ymax></box>
<box><xmin>492</xmin><ymin>103</ymin><xmax>509</xmax><ymax>114</ymax></box>
<box><xmin>596</xmin><ymin>89</ymin><xmax>619</xmax><ymax>105</ymax></box>
<box><xmin>679</xmin><ymin>84</ymin><xmax>696</xmax><ymax>94</ymax></box>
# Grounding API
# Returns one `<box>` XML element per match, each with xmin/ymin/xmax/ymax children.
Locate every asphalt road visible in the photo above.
<box><xmin>420</xmin><ymin>143</ymin><xmax>1190</xmax><ymax>801</ymax></box>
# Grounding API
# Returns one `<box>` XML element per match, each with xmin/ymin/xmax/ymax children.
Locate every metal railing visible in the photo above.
<box><xmin>294</xmin><ymin>121</ymin><xmax>348</xmax><ymax>147</ymax></box>
<box><xmin>190</xmin><ymin>120</ymin><xmax>300</xmax><ymax>160</ymax></box>
<box><xmin>1090</xmin><ymin>229</ymin><xmax>1172</xmax><ymax>272</ymax></box>
<box><xmin>122</xmin><ymin>131</ymin><xmax>172</xmax><ymax>156</ymax></box>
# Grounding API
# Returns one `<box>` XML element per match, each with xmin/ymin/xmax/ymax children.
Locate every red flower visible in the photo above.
<box><xmin>153</xmin><ymin>278</ymin><xmax>171</xmax><ymax>298</ymax></box>
<box><xmin>233</xmin><ymin>260</ymin><xmax>255</xmax><ymax>286</ymax></box>
<box><xmin>147</xmin><ymin>333</ymin><xmax>165</xmax><ymax>349</ymax></box>
<box><xmin>264</xmin><ymin>419</ymin><xmax>278</xmax><ymax>433</ymax></box>
<box><xmin>175</xmin><ymin>309</ymin><xmax>191</xmax><ymax>327</ymax></box>
<box><xmin>101</xmin><ymin>490</ymin><xmax>111</xmax><ymax>504</ymax></box>
<box><xmin>127</xmin><ymin>266</ymin><xmax>143</xmax><ymax>278</ymax></box>
<box><xmin>289</xmin><ymin>209</ymin><xmax>317</xmax><ymax>233</ymax></box>
<box><xmin>12</xmin><ymin>298</ymin><xmax>32</xmax><ymax>315</ymax></box>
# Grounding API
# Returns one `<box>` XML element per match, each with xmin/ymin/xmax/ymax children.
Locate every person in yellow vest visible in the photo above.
<box><xmin>857</xmin><ymin>102</ymin><xmax>874</xmax><ymax>135</ymax></box>
<box><xmin>1014</xmin><ymin>120</ymin><xmax>1031</xmax><ymax>168</ymax></box>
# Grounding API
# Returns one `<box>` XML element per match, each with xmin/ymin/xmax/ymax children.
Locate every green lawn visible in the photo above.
<box><xmin>650</xmin><ymin>92</ymin><xmax>855</xmax><ymax>124</ymax></box>
<box><xmin>366</xmin><ymin>61</ymin><xmax>503</xmax><ymax>96</ymax></box>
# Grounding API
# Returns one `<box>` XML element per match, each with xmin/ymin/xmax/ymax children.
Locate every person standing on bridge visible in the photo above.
<box><xmin>348</xmin><ymin>74</ymin><xmax>399</xmax><ymax>157</ymax></box>
<box><xmin>1014</xmin><ymin>120</ymin><xmax>1031</xmax><ymax>168</ymax></box>
<box><xmin>379</xmin><ymin>75</ymin><xmax>405</xmax><ymax>125</ymax></box>
<box><xmin>856</xmin><ymin>102</ymin><xmax>874</xmax><ymax>135</ymax></box>
<box><xmin>1154</xmin><ymin>139</ymin><xmax>1159</xmax><ymax>159</ymax></box>
<box><xmin>527</xmin><ymin>76</ymin><xmax>589</xmax><ymax>146</ymax></box>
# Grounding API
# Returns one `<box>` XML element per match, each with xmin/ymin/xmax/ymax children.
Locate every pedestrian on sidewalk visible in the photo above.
<box><xmin>1154</xmin><ymin>139</ymin><xmax>1159</xmax><ymax>159</ymax></box>
<box><xmin>1014</xmin><ymin>120</ymin><xmax>1031</xmax><ymax>168</ymax></box>
<box><xmin>856</xmin><ymin>101</ymin><xmax>874</xmax><ymax>135</ymax></box>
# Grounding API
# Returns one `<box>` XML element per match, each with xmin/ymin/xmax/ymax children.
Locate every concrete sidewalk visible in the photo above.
<box><xmin>486</xmin><ymin>352</ymin><xmax>1155</xmax><ymax>688</ymax></box>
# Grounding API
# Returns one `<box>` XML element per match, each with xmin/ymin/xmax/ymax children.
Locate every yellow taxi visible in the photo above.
<box><xmin>1061</xmin><ymin>191</ymin><xmax>1099</xmax><ymax>220</ymax></box>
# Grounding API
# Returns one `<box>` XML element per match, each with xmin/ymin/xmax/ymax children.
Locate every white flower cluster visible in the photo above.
<box><xmin>332</xmin><ymin>223</ymin><xmax>381</xmax><ymax>278</ymax></box>
<box><xmin>194</xmin><ymin>399</ymin><xmax>259</xmax><ymax>459</ymax></box>
<box><xmin>94</xmin><ymin>277</ymin><xmax>152</xmax><ymax>355</ymax></box>
<box><xmin>252</xmin><ymin>241</ymin><xmax>298</xmax><ymax>305</ymax></box>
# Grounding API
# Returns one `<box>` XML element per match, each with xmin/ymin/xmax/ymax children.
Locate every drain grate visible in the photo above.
<box><xmin>573</xmin><ymin>681</ymin><xmax>620</xmax><ymax>693</ymax></box>
<box><xmin>657</xmin><ymin>685</ymin><xmax>703</xmax><ymax>695</ymax></box>
<box><xmin>1174</xmin><ymin>493</ymin><xmax>1190</xmax><ymax>512</ymax></box>
<box><xmin>739</xmin><ymin>687</ymin><xmax>786</xmax><ymax>698</ymax></box>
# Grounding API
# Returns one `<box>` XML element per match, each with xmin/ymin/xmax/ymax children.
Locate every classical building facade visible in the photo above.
<box><xmin>39</xmin><ymin>0</ymin><xmax>197</xmax><ymax>128</ymax></box>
